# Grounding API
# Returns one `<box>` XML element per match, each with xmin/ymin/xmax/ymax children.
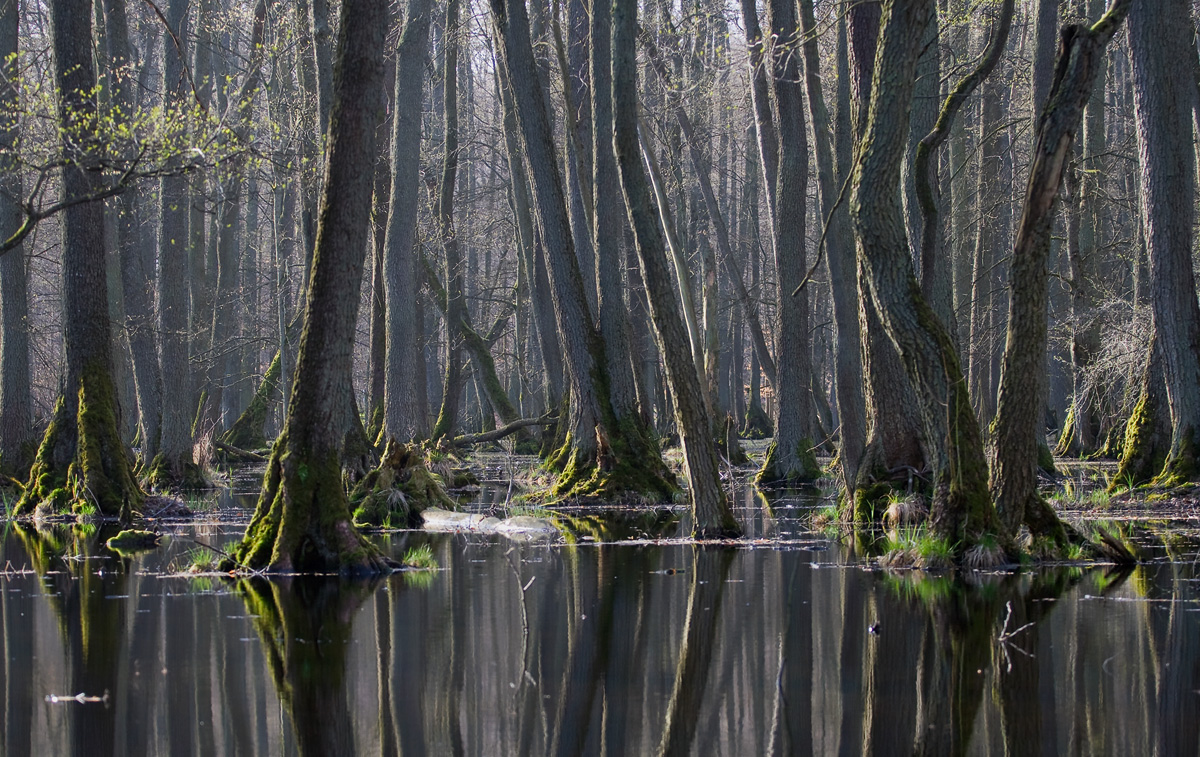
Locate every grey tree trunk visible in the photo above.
<box><xmin>491</xmin><ymin>0</ymin><xmax>675</xmax><ymax>500</ymax></box>
<box><xmin>799</xmin><ymin>0</ymin><xmax>865</xmax><ymax>492</ymax></box>
<box><xmin>101</xmin><ymin>0</ymin><xmax>163</xmax><ymax>463</ymax></box>
<box><xmin>430</xmin><ymin>0</ymin><xmax>465</xmax><ymax>442</ymax></box>
<box><xmin>0</xmin><ymin>0</ymin><xmax>31</xmax><ymax>475</ymax></box>
<box><xmin>149</xmin><ymin>0</ymin><xmax>204</xmax><ymax>489</ymax></box>
<box><xmin>1128</xmin><ymin>0</ymin><xmax>1200</xmax><ymax>483</ymax></box>
<box><xmin>758</xmin><ymin>0</ymin><xmax>818</xmax><ymax>485</ymax></box>
<box><xmin>383</xmin><ymin>0</ymin><xmax>434</xmax><ymax>443</ymax></box>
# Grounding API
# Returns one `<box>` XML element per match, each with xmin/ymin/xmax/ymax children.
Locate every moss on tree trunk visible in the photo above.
<box><xmin>17</xmin><ymin>366</ymin><xmax>142</xmax><ymax>520</ymax></box>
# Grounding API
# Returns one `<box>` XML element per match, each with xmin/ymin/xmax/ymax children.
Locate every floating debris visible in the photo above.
<box><xmin>45</xmin><ymin>691</ymin><xmax>109</xmax><ymax>705</ymax></box>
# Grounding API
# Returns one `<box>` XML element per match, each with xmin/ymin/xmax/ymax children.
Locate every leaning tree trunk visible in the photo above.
<box><xmin>0</xmin><ymin>0</ymin><xmax>31</xmax><ymax>477</ymax></box>
<box><xmin>611</xmin><ymin>0</ymin><xmax>739</xmax><ymax>537</ymax></box>
<box><xmin>850</xmin><ymin>0</ymin><xmax>1002</xmax><ymax>551</ymax></box>
<box><xmin>991</xmin><ymin>0</ymin><xmax>1129</xmax><ymax>542</ymax></box>
<box><xmin>228</xmin><ymin>0</ymin><xmax>392</xmax><ymax>574</ymax></box>
<box><xmin>491</xmin><ymin>0</ymin><xmax>675</xmax><ymax>501</ymax></box>
<box><xmin>16</xmin><ymin>0</ymin><xmax>142</xmax><ymax>519</ymax></box>
<box><xmin>1127</xmin><ymin>0</ymin><xmax>1200</xmax><ymax>485</ymax></box>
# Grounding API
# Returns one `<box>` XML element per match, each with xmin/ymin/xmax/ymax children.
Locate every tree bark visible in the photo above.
<box><xmin>991</xmin><ymin>2</ymin><xmax>1129</xmax><ymax>539</ymax></box>
<box><xmin>799</xmin><ymin>0</ymin><xmax>865</xmax><ymax>492</ymax></box>
<box><xmin>17</xmin><ymin>0</ymin><xmax>142</xmax><ymax>519</ymax></box>
<box><xmin>148</xmin><ymin>0</ymin><xmax>206</xmax><ymax>490</ymax></box>
<box><xmin>758</xmin><ymin>0</ymin><xmax>818</xmax><ymax>485</ymax></box>
<box><xmin>229</xmin><ymin>0</ymin><xmax>392</xmax><ymax>574</ymax></box>
<box><xmin>850</xmin><ymin>0</ymin><xmax>1001</xmax><ymax>548</ymax></box>
<box><xmin>611</xmin><ymin>0</ymin><xmax>738</xmax><ymax>536</ymax></box>
<box><xmin>0</xmin><ymin>0</ymin><xmax>31</xmax><ymax>476</ymax></box>
<box><xmin>491</xmin><ymin>0</ymin><xmax>675</xmax><ymax>501</ymax></box>
<box><xmin>1128</xmin><ymin>0</ymin><xmax>1200</xmax><ymax>484</ymax></box>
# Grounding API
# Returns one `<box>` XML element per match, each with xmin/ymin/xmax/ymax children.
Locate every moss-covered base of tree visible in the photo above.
<box><xmin>755</xmin><ymin>438</ymin><xmax>821</xmax><ymax>487</ymax></box>
<box><xmin>1113</xmin><ymin>387</ymin><xmax>1170</xmax><ymax>489</ymax></box>
<box><xmin>548</xmin><ymin>428</ymin><xmax>679</xmax><ymax>503</ymax></box>
<box><xmin>222</xmin><ymin>432</ymin><xmax>394</xmax><ymax>575</ymax></box>
<box><xmin>1153</xmin><ymin>428</ymin><xmax>1200</xmax><ymax>489</ymax></box>
<box><xmin>143</xmin><ymin>453</ymin><xmax>212</xmax><ymax>493</ymax></box>
<box><xmin>222</xmin><ymin>352</ymin><xmax>280</xmax><ymax>451</ymax></box>
<box><xmin>349</xmin><ymin>439</ymin><xmax>457</xmax><ymax>529</ymax></box>
<box><xmin>16</xmin><ymin>367</ymin><xmax>143</xmax><ymax>521</ymax></box>
<box><xmin>741</xmin><ymin>400</ymin><xmax>773</xmax><ymax>439</ymax></box>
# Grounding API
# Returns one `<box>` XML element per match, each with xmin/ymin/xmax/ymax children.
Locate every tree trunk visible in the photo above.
<box><xmin>611</xmin><ymin>0</ymin><xmax>738</xmax><ymax>536</ymax></box>
<box><xmin>1128</xmin><ymin>0</ymin><xmax>1200</xmax><ymax>484</ymax></box>
<box><xmin>991</xmin><ymin>2</ymin><xmax>1129</xmax><ymax>540</ymax></box>
<box><xmin>17</xmin><ymin>0</ymin><xmax>142</xmax><ymax>519</ymax></box>
<box><xmin>0</xmin><ymin>0</ymin><xmax>31</xmax><ymax>476</ymax></box>
<box><xmin>430</xmin><ymin>0</ymin><xmax>466</xmax><ymax>442</ymax></box>
<box><xmin>799</xmin><ymin>0</ymin><xmax>865</xmax><ymax>492</ymax></box>
<box><xmin>491</xmin><ymin>0</ymin><xmax>675</xmax><ymax>501</ymax></box>
<box><xmin>758</xmin><ymin>0</ymin><xmax>818</xmax><ymax>485</ymax></box>
<box><xmin>148</xmin><ymin>0</ymin><xmax>206</xmax><ymax>490</ymax></box>
<box><xmin>850</xmin><ymin>0</ymin><xmax>1001</xmax><ymax>550</ymax></box>
<box><xmin>229</xmin><ymin>0</ymin><xmax>392</xmax><ymax>574</ymax></box>
<box><xmin>382</xmin><ymin>0</ymin><xmax>434</xmax><ymax>443</ymax></box>
<box><xmin>101</xmin><ymin>0</ymin><xmax>163</xmax><ymax>464</ymax></box>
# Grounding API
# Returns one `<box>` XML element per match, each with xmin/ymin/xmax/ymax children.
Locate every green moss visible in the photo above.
<box><xmin>105</xmin><ymin>529</ymin><xmax>160</xmax><ymax>552</ymax></box>
<box><xmin>1154</xmin><ymin>428</ymin><xmax>1200</xmax><ymax>488</ymax></box>
<box><xmin>15</xmin><ymin>366</ymin><xmax>143</xmax><ymax>521</ymax></box>
<box><xmin>222</xmin><ymin>352</ymin><xmax>281</xmax><ymax>451</ymax></box>
<box><xmin>349</xmin><ymin>440</ymin><xmax>457</xmax><ymax>529</ymax></box>
<box><xmin>1037</xmin><ymin>439</ymin><xmax>1057</xmax><ymax>476</ymax></box>
<box><xmin>741</xmin><ymin>400</ymin><xmax>773</xmax><ymax>439</ymax></box>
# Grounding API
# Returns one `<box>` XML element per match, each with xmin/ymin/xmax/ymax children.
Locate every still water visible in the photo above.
<box><xmin>0</xmin><ymin>489</ymin><xmax>1197</xmax><ymax>756</ymax></box>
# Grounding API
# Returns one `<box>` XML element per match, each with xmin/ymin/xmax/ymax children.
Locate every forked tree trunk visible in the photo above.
<box><xmin>991</xmin><ymin>1</ymin><xmax>1129</xmax><ymax>540</ymax></box>
<box><xmin>228</xmin><ymin>0</ymin><xmax>392</xmax><ymax>574</ymax></box>
<box><xmin>850</xmin><ymin>0</ymin><xmax>1001</xmax><ymax>549</ymax></box>
<box><xmin>17</xmin><ymin>0</ymin><xmax>142</xmax><ymax>519</ymax></box>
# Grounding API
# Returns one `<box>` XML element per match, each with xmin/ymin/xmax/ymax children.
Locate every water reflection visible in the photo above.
<box><xmin>0</xmin><ymin>520</ymin><xmax>1197</xmax><ymax>754</ymax></box>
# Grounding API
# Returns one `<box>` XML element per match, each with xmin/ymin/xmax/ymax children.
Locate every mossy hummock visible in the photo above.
<box><xmin>349</xmin><ymin>439</ymin><xmax>457</xmax><ymax>528</ymax></box>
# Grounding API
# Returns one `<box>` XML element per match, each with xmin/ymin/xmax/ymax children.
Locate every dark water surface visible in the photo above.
<box><xmin>1</xmin><ymin>486</ymin><xmax>1198</xmax><ymax>756</ymax></box>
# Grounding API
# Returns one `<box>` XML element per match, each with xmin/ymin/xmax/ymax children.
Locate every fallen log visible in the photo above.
<box><xmin>450</xmin><ymin>414</ymin><xmax>558</xmax><ymax>448</ymax></box>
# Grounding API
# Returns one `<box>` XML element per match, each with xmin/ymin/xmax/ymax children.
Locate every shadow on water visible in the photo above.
<box><xmin>2</xmin><ymin>502</ymin><xmax>1200</xmax><ymax>754</ymax></box>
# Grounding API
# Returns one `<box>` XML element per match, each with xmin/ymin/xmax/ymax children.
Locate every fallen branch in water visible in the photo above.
<box><xmin>450</xmin><ymin>414</ymin><xmax>558</xmax><ymax>448</ymax></box>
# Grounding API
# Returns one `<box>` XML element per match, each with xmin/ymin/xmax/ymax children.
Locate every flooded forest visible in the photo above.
<box><xmin>1</xmin><ymin>0</ymin><xmax>1199</xmax><ymax>753</ymax></box>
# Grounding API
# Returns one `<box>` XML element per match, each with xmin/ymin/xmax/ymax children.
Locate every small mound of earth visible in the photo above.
<box><xmin>143</xmin><ymin>495</ymin><xmax>193</xmax><ymax>519</ymax></box>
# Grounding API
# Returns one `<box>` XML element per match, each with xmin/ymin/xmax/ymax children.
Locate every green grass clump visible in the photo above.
<box><xmin>403</xmin><ymin>544</ymin><xmax>437</xmax><ymax>570</ymax></box>
<box><xmin>106</xmin><ymin>529</ymin><xmax>159</xmax><ymax>552</ymax></box>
